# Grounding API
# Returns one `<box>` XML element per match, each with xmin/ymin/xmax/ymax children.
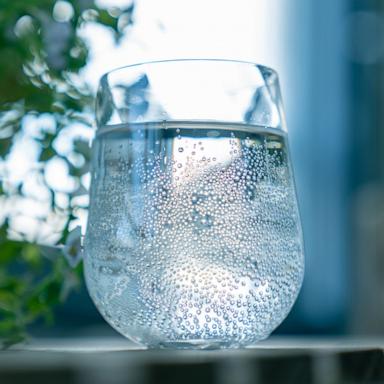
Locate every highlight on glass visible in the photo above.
<box><xmin>84</xmin><ymin>59</ymin><xmax>305</xmax><ymax>349</ymax></box>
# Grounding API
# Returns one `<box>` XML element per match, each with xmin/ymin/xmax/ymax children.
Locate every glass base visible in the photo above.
<box><xmin>146</xmin><ymin>335</ymin><xmax>270</xmax><ymax>350</ymax></box>
<box><xmin>149</xmin><ymin>340</ymin><xmax>239</xmax><ymax>350</ymax></box>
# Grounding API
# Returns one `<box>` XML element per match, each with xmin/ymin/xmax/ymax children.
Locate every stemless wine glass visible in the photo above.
<box><xmin>84</xmin><ymin>59</ymin><xmax>304</xmax><ymax>349</ymax></box>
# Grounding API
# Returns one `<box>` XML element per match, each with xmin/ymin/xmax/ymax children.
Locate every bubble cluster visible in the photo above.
<box><xmin>84</xmin><ymin>122</ymin><xmax>304</xmax><ymax>348</ymax></box>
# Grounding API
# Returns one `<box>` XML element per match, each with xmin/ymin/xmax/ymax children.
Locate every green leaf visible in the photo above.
<box><xmin>96</xmin><ymin>9</ymin><xmax>119</xmax><ymax>32</ymax></box>
<box><xmin>39</xmin><ymin>146</ymin><xmax>56</xmax><ymax>161</ymax></box>
<box><xmin>22</xmin><ymin>244</ymin><xmax>41</xmax><ymax>268</ymax></box>
<box><xmin>0</xmin><ymin>290</ymin><xmax>18</xmax><ymax>312</ymax></box>
<box><xmin>0</xmin><ymin>137</ymin><xmax>12</xmax><ymax>157</ymax></box>
<box><xmin>0</xmin><ymin>240</ymin><xmax>25</xmax><ymax>265</ymax></box>
<box><xmin>0</xmin><ymin>315</ymin><xmax>25</xmax><ymax>349</ymax></box>
<box><xmin>73</xmin><ymin>139</ymin><xmax>90</xmax><ymax>161</ymax></box>
<box><xmin>1</xmin><ymin>332</ymin><xmax>25</xmax><ymax>349</ymax></box>
<box><xmin>0</xmin><ymin>275</ymin><xmax>25</xmax><ymax>294</ymax></box>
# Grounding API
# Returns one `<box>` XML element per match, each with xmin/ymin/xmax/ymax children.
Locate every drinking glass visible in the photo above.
<box><xmin>84</xmin><ymin>59</ymin><xmax>304</xmax><ymax>349</ymax></box>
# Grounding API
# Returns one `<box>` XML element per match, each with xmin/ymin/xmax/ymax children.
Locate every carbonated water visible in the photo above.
<box><xmin>84</xmin><ymin>121</ymin><xmax>304</xmax><ymax>348</ymax></box>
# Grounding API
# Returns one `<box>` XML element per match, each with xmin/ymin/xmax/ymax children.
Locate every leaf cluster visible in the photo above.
<box><xmin>0</xmin><ymin>0</ymin><xmax>135</xmax><ymax>347</ymax></box>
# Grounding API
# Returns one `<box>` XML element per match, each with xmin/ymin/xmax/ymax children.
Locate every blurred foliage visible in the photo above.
<box><xmin>0</xmin><ymin>0</ymin><xmax>134</xmax><ymax>347</ymax></box>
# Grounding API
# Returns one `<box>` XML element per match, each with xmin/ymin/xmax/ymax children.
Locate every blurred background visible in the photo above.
<box><xmin>1</xmin><ymin>0</ymin><xmax>384</xmax><ymax>340</ymax></box>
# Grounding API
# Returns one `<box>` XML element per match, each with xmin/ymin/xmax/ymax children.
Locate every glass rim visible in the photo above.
<box><xmin>96</xmin><ymin>58</ymin><xmax>285</xmax><ymax>131</ymax></box>
<box><xmin>99</xmin><ymin>58</ymin><xmax>279</xmax><ymax>83</ymax></box>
